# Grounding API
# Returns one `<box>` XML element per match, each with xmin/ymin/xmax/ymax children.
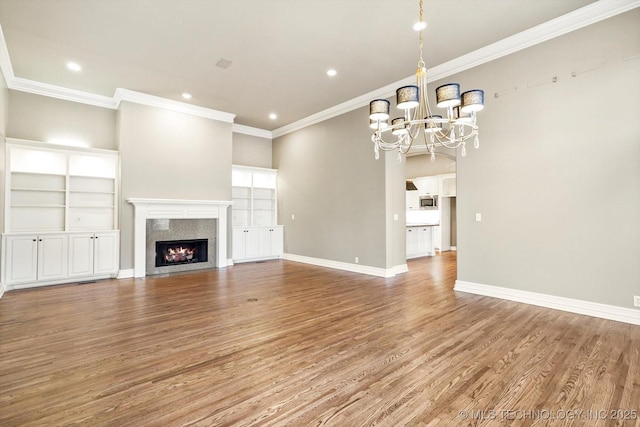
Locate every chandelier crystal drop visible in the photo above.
<box><xmin>368</xmin><ymin>0</ymin><xmax>484</xmax><ymax>162</ymax></box>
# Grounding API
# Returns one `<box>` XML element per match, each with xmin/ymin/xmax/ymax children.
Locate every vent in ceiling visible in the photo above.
<box><xmin>216</xmin><ymin>58</ymin><xmax>233</xmax><ymax>69</ymax></box>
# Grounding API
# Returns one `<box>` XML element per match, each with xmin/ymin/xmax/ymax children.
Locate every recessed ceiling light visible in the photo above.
<box><xmin>182</xmin><ymin>92</ymin><xmax>192</xmax><ymax>99</ymax></box>
<box><xmin>66</xmin><ymin>62</ymin><xmax>82</xmax><ymax>72</ymax></box>
<box><xmin>269</xmin><ymin>113</ymin><xmax>277</xmax><ymax>120</ymax></box>
<box><xmin>413</xmin><ymin>21</ymin><xmax>427</xmax><ymax>31</ymax></box>
<box><xmin>327</xmin><ymin>69</ymin><xmax>337</xmax><ymax>77</ymax></box>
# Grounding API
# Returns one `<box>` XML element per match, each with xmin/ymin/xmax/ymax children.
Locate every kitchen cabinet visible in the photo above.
<box><xmin>413</xmin><ymin>176</ymin><xmax>439</xmax><ymax>195</ymax></box>
<box><xmin>233</xmin><ymin>226</ymin><xmax>283</xmax><ymax>263</ymax></box>
<box><xmin>3</xmin><ymin>234</ymin><xmax>68</xmax><ymax>286</ymax></box>
<box><xmin>406</xmin><ymin>226</ymin><xmax>435</xmax><ymax>259</ymax></box>
<box><xmin>406</xmin><ymin>190</ymin><xmax>420</xmax><ymax>210</ymax></box>
<box><xmin>440</xmin><ymin>173</ymin><xmax>456</xmax><ymax>197</ymax></box>
<box><xmin>68</xmin><ymin>232</ymin><xmax>119</xmax><ymax>278</ymax></box>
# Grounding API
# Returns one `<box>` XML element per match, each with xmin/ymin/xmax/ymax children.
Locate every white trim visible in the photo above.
<box><xmin>450</xmin><ymin>246</ymin><xmax>457</xmax><ymax>251</ymax></box>
<box><xmin>0</xmin><ymin>282</ymin><xmax>5</xmax><ymax>300</ymax></box>
<box><xmin>233</xmin><ymin>124</ymin><xmax>273</xmax><ymax>139</ymax></box>
<box><xmin>9</xmin><ymin>77</ymin><xmax>117</xmax><ymax>109</ymax></box>
<box><xmin>117</xmin><ymin>269</ymin><xmax>135</xmax><ymax>279</ymax></box>
<box><xmin>127</xmin><ymin>198</ymin><xmax>232</xmax><ymax>278</ymax></box>
<box><xmin>114</xmin><ymin>88</ymin><xmax>235</xmax><ymax>123</ymax></box>
<box><xmin>272</xmin><ymin>0</ymin><xmax>640</xmax><ymax>139</ymax></box>
<box><xmin>0</xmin><ymin>23</ymin><xmax>15</xmax><ymax>82</ymax></box>
<box><xmin>454</xmin><ymin>280</ymin><xmax>640</xmax><ymax>326</ymax></box>
<box><xmin>283</xmin><ymin>253</ymin><xmax>407</xmax><ymax>278</ymax></box>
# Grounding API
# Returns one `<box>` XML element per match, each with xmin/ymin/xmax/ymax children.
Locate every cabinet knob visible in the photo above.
<box><xmin>33</xmin><ymin>239</ymin><xmax>37</xmax><ymax>242</ymax></box>
<box><xmin>39</xmin><ymin>239</ymin><xmax>43</xmax><ymax>242</ymax></box>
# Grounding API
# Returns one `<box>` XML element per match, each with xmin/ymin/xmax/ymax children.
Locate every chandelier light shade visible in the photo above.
<box><xmin>396</xmin><ymin>86</ymin><xmax>419</xmax><ymax>109</ymax></box>
<box><xmin>368</xmin><ymin>0</ymin><xmax>484</xmax><ymax>161</ymax></box>
<box><xmin>435</xmin><ymin>83</ymin><xmax>461</xmax><ymax>108</ymax></box>
<box><xmin>461</xmin><ymin>89</ymin><xmax>485</xmax><ymax>112</ymax></box>
<box><xmin>369</xmin><ymin>99</ymin><xmax>391</xmax><ymax>120</ymax></box>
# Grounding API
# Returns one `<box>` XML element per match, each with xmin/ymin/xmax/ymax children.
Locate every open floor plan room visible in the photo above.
<box><xmin>1</xmin><ymin>253</ymin><xmax>638</xmax><ymax>426</ymax></box>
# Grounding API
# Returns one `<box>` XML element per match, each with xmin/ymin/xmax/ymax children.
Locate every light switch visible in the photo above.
<box><xmin>393</xmin><ymin>214</ymin><xmax>398</xmax><ymax>221</ymax></box>
<box><xmin>475</xmin><ymin>213</ymin><xmax>482</xmax><ymax>222</ymax></box>
<box><xmin>291</xmin><ymin>214</ymin><xmax>295</xmax><ymax>220</ymax></box>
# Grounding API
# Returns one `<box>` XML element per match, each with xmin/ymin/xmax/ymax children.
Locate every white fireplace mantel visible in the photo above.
<box><xmin>127</xmin><ymin>198</ymin><xmax>232</xmax><ymax>278</ymax></box>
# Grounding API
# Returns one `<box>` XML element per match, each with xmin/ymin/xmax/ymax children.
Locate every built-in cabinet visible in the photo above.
<box><xmin>233</xmin><ymin>226</ymin><xmax>283</xmax><ymax>262</ymax></box>
<box><xmin>2</xmin><ymin>140</ymin><xmax>120</xmax><ymax>290</ymax></box>
<box><xmin>406</xmin><ymin>226</ymin><xmax>435</xmax><ymax>259</ymax></box>
<box><xmin>231</xmin><ymin>165</ymin><xmax>284</xmax><ymax>263</ymax></box>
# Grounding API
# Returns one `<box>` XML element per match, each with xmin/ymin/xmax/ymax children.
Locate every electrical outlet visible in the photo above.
<box><xmin>291</xmin><ymin>214</ymin><xmax>295</xmax><ymax>220</ymax></box>
<box><xmin>355</xmin><ymin>257</ymin><xmax>359</xmax><ymax>264</ymax></box>
<box><xmin>634</xmin><ymin>295</ymin><xmax>640</xmax><ymax>307</ymax></box>
<box><xmin>475</xmin><ymin>213</ymin><xmax>482</xmax><ymax>222</ymax></box>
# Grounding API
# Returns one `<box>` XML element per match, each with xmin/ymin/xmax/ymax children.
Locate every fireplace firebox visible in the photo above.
<box><xmin>155</xmin><ymin>239</ymin><xmax>208</xmax><ymax>267</ymax></box>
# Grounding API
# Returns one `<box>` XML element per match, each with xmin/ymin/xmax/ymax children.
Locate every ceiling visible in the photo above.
<box><xmin>0</xmin><ymin>0</ymin><xmax>600</xmax><ymax>131</ymax></box>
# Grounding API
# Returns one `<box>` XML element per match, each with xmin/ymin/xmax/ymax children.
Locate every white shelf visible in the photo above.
<box><xmin>231</xmin><ymin>166</ymin><xmax>278</xmax><ymax>227</ymax></box>
<box><xmin>5</xmin><ymin>143</ymin><xmax>119</xmax><ymax>233</ymax></box>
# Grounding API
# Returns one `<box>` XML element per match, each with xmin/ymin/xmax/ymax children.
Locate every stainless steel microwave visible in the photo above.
<box><xmin>419</xmin><ymin>195</ymin><xmax>438</xmax><ymax>210</ymax></box>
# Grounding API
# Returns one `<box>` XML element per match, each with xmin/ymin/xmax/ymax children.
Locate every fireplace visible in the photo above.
<box><xmin>155</xmin><ymin>239</ymin><xmax>208</xmax><ymax>267</ymax></box>
<box><xmin>127</xmin><ymin>198</ymin><xmax>232</xmax><ymax>278</ymax></box>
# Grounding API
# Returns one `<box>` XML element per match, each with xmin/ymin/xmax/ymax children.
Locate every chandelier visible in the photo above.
<box><xmin>369</xmin><ymin>0</ymin><xmax>484</xmax><ymax>161</ymax></box>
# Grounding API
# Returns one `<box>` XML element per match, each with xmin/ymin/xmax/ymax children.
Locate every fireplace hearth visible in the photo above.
<box><xmin>155</xmin><ymin>239</ymin><xmax>208</xmax><ymax>267</ymax></box>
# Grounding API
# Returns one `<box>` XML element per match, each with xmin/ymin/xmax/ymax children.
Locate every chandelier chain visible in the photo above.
<box><xmin>418</xmin><ymin>0</ymin><xmax>425</xmax><ymax>68</ymax></box>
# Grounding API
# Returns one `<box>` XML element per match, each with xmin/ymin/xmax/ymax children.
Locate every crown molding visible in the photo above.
<box><xmin>232</xmin><ymin>123</ymin><xmax>273</xmax><ymax>139</ymax></box>
<box><xmin>113</xmin><ymin>88</ymin><xmax>235</xmax><ymax>123</ymax></box>
<box><xmin>9</xmin><ymin>77</ymin><xmax>117</xmax><ymax>109</ymax></box>
<box><xmin>272</xmin><ymin>0</ymin><xmax>640</xmax><ymax>139</ymax></box>
<box><xmin>0</xmin><ymin>24</ymin><xmax>15</xmax><ymax>83</ymax></box>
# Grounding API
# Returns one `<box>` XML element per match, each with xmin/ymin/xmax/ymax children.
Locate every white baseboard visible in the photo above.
<box><xmin>454</xmin><ymin>280</ymin><xmax>640</xmax><ymax>326</ymax></box>
<box><xmin>0</xmin><ymin>282</ymin><xmax>4</xmax><ymax>299</ymax></box>
<box><xmin>450</xmin><ymin>246</ymin><xmax>457</xmax><ymax>251</ymax></box>
<box><xmin>117</xmin><ymin>269</ymin><xmax>135</xmax><ymax>279</ymax></box>
<box><xmin>283</xmin><ymin>253</ymin><xmax>408</xmax><ymax>278</ymax></box>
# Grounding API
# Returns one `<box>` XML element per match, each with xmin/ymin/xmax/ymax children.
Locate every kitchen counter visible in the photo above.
<box><xmin>406</xmin><ymin>223</ymin><xmax>439</xmax><ymax>227</ymax></box>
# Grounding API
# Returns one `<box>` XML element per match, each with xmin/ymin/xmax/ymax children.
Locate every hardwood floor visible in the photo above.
<box><xmin>1</xmin><ymin>252</ymin><xmax>638</xmax><ymax>426</ymax></box>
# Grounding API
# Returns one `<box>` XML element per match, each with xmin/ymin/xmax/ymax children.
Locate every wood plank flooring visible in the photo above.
<box><xmin>1</xmin><ymin>253</ymin><xmax>639</xmax><ymax>426</ymax></box>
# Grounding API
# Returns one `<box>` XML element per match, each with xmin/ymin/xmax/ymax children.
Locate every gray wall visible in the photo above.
<box><xmin>7</xmin><ymin>91</ymin><xmax>117</xmax><ymax>150</ymax></box>
<box><xmin>406</xmin><ymin>153</ymin><xmax>456</xmax><ymax>179</ymax></box>
<box><xmin>232</xmin><ymin>132</ymin><xmax>272</xmax><ymax>168</ymax></box>
<box><xmin>273</xmin><ymin>106</ymin><xmax>393</xmax><ymax>269</ymax></box>
<box><xmin>117</xmin><ymin>101</ymin><xmax>233</xmax><ymax>270</ymax></box>
<box><xmin>453</xmin><ymin>10</ymin><xmax>640</xmax><ymax>309</ymax></box>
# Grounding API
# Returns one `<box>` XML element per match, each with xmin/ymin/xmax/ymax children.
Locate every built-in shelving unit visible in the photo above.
<box><xmin>231</xmin><ymin>166</ymin><xmax>277</xmax><ymax>227</ymax></box>
<box><xmin>231</xmin><ymin>165</ymin><xmax>283</xmax><ymax>263</ymax></box>
<box><xmin>2</xmin><ymin>139</ymin><xmax>120</xmax><ymax>290</ymax></box>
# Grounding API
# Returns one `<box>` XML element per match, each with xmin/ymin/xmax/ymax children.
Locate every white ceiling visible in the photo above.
<box><xmin>0</xmin><ymin>0</ymin><xmax>602</xmax><ymax>131</ymax></box>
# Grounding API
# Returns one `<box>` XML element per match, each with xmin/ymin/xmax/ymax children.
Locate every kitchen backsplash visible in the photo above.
<box><xmin>406</xmin><ymin>209</ymin><xmax>439</xmax><ymax>225</ymax></box>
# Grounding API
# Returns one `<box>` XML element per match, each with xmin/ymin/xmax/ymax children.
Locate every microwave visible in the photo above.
<box><xmin>419</xmin><ymin>195</ymin><xmax>438</xmax><ymax>210</ymax></box>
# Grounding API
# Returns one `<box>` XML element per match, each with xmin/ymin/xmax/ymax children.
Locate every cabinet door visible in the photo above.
<box><xmin>244</xmin><ymin>228</ymin><xmax>261</xmax><ymax>259</ymax></box>
<box><xmin>417</xmin><ymin>228</ymin><xmax>430</xmax><ymax>254</ymax></box>
<box><xmin>406</xmin><ymin>228</ymin><xmax>418</xmax><ymax>256</ymax></box>
<box><xmin>270</xmin><ymin>227</ymin><xmax>283</xmax><ymax>257</ymax></box>
<box><xmin>5</xmin><ymin>235</ymin><xmax>38</xmax><ymax>284</ymax></box>
<box><xmin>232</xmin><ymin>228</ymin><xmax>247</xmax><ymax>260</ymax></box>
<box><xmin>94</xmin><ymin>232</ymin><xmax>119</xmax><ymax>275</ymax></box>
<box><xmin>68</xmin><ymin>233</ymin><xmax>94</xmax><ymax>278</ymax></box>
<box><xmin>37</xmin><ymin>234</ymin><xmax>68</xmax><ymax>281</ymax></box>
<box><xmin>257</xmin><ymin>227</ymin><xmax>272</xmax><ymax>258</ymax></box>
